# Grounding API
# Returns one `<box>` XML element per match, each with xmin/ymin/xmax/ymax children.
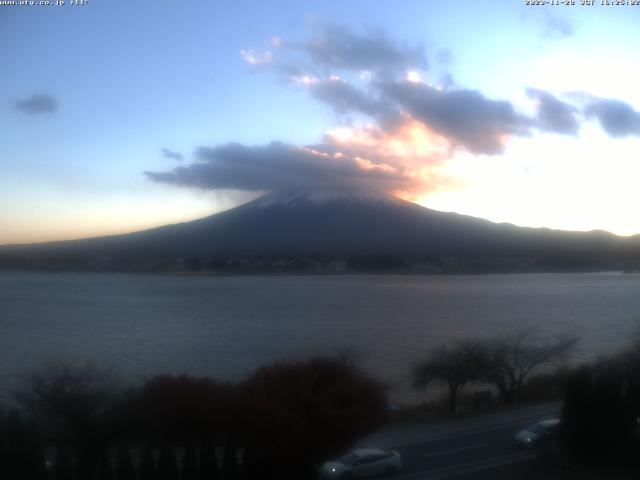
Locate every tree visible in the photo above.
<box><xmin>26</xmin><ymin>419</ymin><xmax>49</xmax><ymax>480</ymax></box>
<box><xmin>412</xmin><ymin>340</ymin><xmax>486</xmax><ymax>414</ymax></box>
<box><xmin>590</xmin><ymin>367</ymin><xmax>636</xmax><ymax>464</ymax></box>
<box><xmin>6</xmin><ymin>410</ymin><xmax>29</xmax><ymax>478</ymax></box>
<box><xmin>0</xmin><ymin>407</ymin><xmax>5</xmax><ymax>474</ymax></box>
<box><xmin>181</xmin><ymin>441</ymin><xmax>198</xmax><ymax>480</ymax></box>
<box><xmin>561</xmin><ymin>361</ymin><xmax>639</xmax><ymax>466</ymax></box>
<box><xmin>115</xmin><ymin>444</ymin><xmax>136</xmax><ymax>480</ymax></box>
<box><xmin>241</xmin><ymin>445</ymin><xmax>271</xmax><ymax>480</ymax></box>
<box><xmin>197</xmin><ymin>441</ymin><xmax>219</xmax><ymax>480</ymax></box>
<box><xmin>221</xmin><ymin>437</ymin><xmax>239</xmax><ymax>480</ymax></box>
<box><xmin>17</xmin><ymin>361</ymin><xmax>121</xmax><ymax>430</ymax></box>
<box><xmin>158</xmin><ymin>444</ymin><xmax>179</xmax><ymax>480</ymax></box>
<box><xmin>52</xmin><ymin>445</ymin><xmax>74</xmax><ymax>480</ymax></box>
<box><xmin>239</xmin><ymin>357</ymin><xmax>388</xmax><ymax>480</ymax></box>
<box><xmin>481</xmin><ymin>328</ymin><xmax>578</xmax><ymax>403</ymax></box>
<box><xmin>134</xmin><ymin>375</ymin><xmax>235</xmax><ymax>443</ymax></box>
<box><xmin>16</xmin><ymin>361</ymin><xmax>124</xmax><ymax>477</ymax></box>
<box><xmin>138</xmin><ymin>445</ymin><xmax>157</xmax><ymax>480</ymax></box>
<box><xmin>97</xmin><ymin>447</ymin><xmax>114</xmax><ymax>480</ymax></box>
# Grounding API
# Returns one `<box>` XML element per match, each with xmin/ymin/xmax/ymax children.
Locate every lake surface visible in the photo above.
<box><xmin>2</xmin><ymin>271</ymin><xmax>640</xmax><ymax>404</ymax></box>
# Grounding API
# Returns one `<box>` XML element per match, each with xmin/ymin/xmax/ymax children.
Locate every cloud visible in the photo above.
<box><xmin>526</xmin><ymin>88</ymin><xmax>580</xmax><ymax>135</ymax></box>
<box><xmin>381</xmin><ymin>82</ymin><xmax>530</xmax><ymax>155</ymax></box>
<box><xmin>161</xmin><ymin>148</ymin><xmax>184</xmax><ymax>161</ymax></box>
<box><xmin>151</xmin><ymin>25</ymin><xmax>639</xmax><ymax>200</ymax></box>
<box><xmin>240</xmin><ymin>22</ymin><xmax>428</xmax><ymax>84</ymax></box>
<box><xmin>146</xmin><ymin>117</ymin><xmax>458</xmax><ymax>198</ymax></box>
<box><xmin>529</xmin><ymin>10</ymin><xmax>574</xmax><ymax>39</ymax></box>
<box><xmin>319</xmin><ymin>120</ymin><xmax>456</xmax><ymax>199</ymax></box>
<box><xmin>240</xmin><ymin>23</ymin><xmax>640</xmax><ymax>157</ymax></box>
<box><xmin>240</xmin><ymin>24</ymin><xmax>586</xmax><ymax>155</ymax></box>
<box><xmin>240</xmin><ymin>48</ymin><xmax>273</xmax><ymax>65</ymax></box>
<box><xmin>308</xmin><ymin>77</ymin><xmax>385</xmax><ymax>116</ymax></box>
<box><xmin>145</xmin><ymin>141</ymin><xmax>412</xmax><ymax>193</ymax></box>
<box><xmin>584</xmin><ymin>98</ymin><xmax>640</xmax><ymax>137</ymax></box>
<box><xmin>13</xmin><ymin>94</ymin><xmax>58</xmax><ymax>114</ymax></box>
<box><xmin>302</xmin><ymin>22</ymin><xmax>427</xmax><ymax>74</ymax></box>
<box><xmin>304</xmin><ymin>76</ymin><xmax>582</xmax><ymax>154</ymax></box>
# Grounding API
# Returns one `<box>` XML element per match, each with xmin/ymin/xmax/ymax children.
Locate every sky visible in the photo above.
<box><xmin>2</xmin><ymin>0</ymin><xmax>640</xmax><ymax>245</ymax></box>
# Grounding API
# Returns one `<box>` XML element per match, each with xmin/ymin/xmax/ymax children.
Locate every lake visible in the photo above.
<box><xmin>1</xmin><ymin>271</ymin><xmax>640</xmax><ymax>404</ymax></box>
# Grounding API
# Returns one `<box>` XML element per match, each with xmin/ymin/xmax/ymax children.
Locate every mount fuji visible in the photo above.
<box><xmin>1</xmin><ymin>189</ymin><xmax>639</xmax><ymax>273</ymax></box>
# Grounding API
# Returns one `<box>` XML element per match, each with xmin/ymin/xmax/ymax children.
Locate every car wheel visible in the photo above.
<box><xmin>384</xmin><ymin>466</ymin><xmax>397</xmax><ymax>476</ymax></box>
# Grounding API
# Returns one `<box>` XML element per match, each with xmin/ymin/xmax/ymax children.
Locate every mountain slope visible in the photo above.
<box><xmin>2</xmin><ymin>190</ymin><xmax>639</xmax><ymax>272</ymax></box>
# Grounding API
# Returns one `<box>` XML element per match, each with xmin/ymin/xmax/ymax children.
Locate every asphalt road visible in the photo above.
<box><xmin>358</xmin><ymin>402</ymin><xmax>561</xmax><ymax>479</ymax></box>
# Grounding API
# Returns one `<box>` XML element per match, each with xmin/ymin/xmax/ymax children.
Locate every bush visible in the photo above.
<box><xmin>561</xmin><ymin>357</ymin><xmax>640</xmax><ymax>467</ymax></box>
<box><xmin>517</xmin><ymin>368</ymin><xmax>571</xmax><ymax>403</ymax></box>
<box><xmin>240</xmin><ymin>357</ymin><xmax>388</xmax><ymax>480</ymax></box>
<box><xmin>134</xmin><ymin>374</ymin><xmax>235</xmax><ymax>442</ymax></box>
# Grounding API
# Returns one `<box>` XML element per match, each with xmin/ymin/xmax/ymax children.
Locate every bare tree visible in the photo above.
<box><xmin>16</xmin><ymin>361</ymin><xmax>121</xmax><ymax>432</ymax></box>
<box><xmin>480</xmin><ymin>327</ymin><xmax>578</xmax><ymax>403</ymax></box>
<box><xmin>412</xmin><ymin>340</ymin><xmax>486</xmax><ymax>414</ymax></box>
<box><xmin>15</xmin><ymin>361</ymin><xmax>124</xmax><ymax>478</ymax></box>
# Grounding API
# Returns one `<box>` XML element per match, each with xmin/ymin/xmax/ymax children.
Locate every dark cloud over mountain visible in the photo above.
<box><xmin>145</xmin><ymin>141</ymin><xmax>409</xmax><ymax>193</ymax></box>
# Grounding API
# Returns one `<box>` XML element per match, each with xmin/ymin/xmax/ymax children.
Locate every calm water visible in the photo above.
<box><xmin>2</xmin><ymin>271</ymin><xmax>640</xmax><ymax>404</ymax></box>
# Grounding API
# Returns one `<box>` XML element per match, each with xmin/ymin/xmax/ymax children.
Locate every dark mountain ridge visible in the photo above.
<box><xmin>2</xmin><ymin>190</ymin><xmax>639</xmax><ymax>273</ymax></box>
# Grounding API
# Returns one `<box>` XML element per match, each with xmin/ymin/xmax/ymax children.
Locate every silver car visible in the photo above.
<box><xmin>514</xmin><ymin>418</ymin><xmax>560</xmax><ymax>448</ymax></box>
<box><xmin>320</xmin><ymin>448</ymin><xmax>402</xmax><ymax>479</ymax></box>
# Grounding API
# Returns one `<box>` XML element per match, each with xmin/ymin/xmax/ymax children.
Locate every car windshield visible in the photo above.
<box><xmin>340</xmin><ymin>454</ymin><xmax>360</xmax><ymax>465</ymax></box>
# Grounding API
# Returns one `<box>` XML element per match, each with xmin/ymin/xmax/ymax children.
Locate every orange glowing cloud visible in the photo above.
<box><xmin>323</xmin><ymin>117</ymin><xmax>457</xmax><ymax>198</ymax></box>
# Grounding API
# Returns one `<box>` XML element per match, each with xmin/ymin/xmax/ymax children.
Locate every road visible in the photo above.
<box><xmin>357</xmin><ymin>402</ymin><xmax>561</xmax><ymax>479</ymax></box>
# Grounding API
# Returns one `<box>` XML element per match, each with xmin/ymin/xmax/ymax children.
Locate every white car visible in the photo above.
<box><xmin>320</xmin><ymin>448</ymin><xmax>402</xmax><ymax>479</ymax></box>
<box><xmin>514</xmin><ymin>418</ymin><xmax>560</xmax><ymax>448</ymax></box>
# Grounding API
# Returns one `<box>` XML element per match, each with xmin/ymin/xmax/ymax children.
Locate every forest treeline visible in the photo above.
<box><xmin>0</xmin><ymin>357</ymin><xmax>388</xmax><ymax>480</ymax></box>
<box><xmin>3</xmin><ymin>329</ymin><xmax>640</xmax><ymax>479</ymax></box>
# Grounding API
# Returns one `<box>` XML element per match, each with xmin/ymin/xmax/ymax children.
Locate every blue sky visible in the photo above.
<box><xmin>2</xmin><ymin>0</ymin><xmax>640</xmax><ymax>244</ymax></box>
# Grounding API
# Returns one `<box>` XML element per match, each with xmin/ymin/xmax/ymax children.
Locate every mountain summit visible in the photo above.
<box><xmin>249</xmin><ymin>189</ymin><xmax>403</xmax><ymax>208</ymax></box>
<box><xmin>1</xmin><ymin>189</ymin><xmax>639</xmax><ymax>272</ymax></box>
